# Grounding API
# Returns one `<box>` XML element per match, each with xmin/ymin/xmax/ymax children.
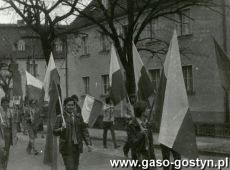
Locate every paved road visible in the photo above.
<box><xmin>6</xmin><ymin>134</ymin><xmax>230</xmax><ymax>170</ymax></box>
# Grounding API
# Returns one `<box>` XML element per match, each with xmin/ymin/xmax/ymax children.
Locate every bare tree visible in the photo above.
<box><xmin>66</xmin><ymin>0</ymin><xmax>215</xmax><ymax>95</ymax></box>
<box><xmin>1</xmin><ymin>0</ymin><xmax>81</xmax><ymax>63</ymax></box>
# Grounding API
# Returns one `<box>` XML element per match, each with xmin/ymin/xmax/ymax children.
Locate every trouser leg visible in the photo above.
<box><xmin>160</xmin><ymin>144</ymin><xmax>171</xmax><ymax>170</ymax></box>
<box><xmin>103</xmin><ymin>127</ymin><xmax>108</xmax><ymax>148</ymax></box>
<box><xmin>62</xmin><ymin>154</ymin><xmax>75</xmax><ymax>170</ymax></box>
<box><xmin>0</xmin><ymin>149</ymin><xmax>5</xmax><ymax>170</ymax></box>
<box><xmin>27</xmin><ymin>141</ymin><xmax>32</xmax><ymax>154</ymax></box>
<box><xmin>110</xmin><ymin>125</ymin><xmax>117</xmax><ymax>148</ymax></box>
<box><xmin>73</xmin><ymin>152</ymin><xmax>80</xmax><ymax>170</ymax></box>
<box><xmin>171</xmin><ymin>150</ymin><xmax>181</xmax><ymax>170</ymax></box>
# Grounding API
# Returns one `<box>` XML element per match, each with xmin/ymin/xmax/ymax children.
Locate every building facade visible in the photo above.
<box><xmin>67</xmin><ymin>1</ymin><xmax>230</xmax><ymax>123</ymax></box>
<box><xmin>0</xmin><ymin>23</ymin><xmax>67</xmax><ymax>101</ymax></box>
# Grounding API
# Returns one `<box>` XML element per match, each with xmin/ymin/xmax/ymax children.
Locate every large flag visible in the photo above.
<box><xmin>213</xmin><ymin>39</ymin><xmax>230</xmax><ymax>91</ymax></box>
<box><xmin>81</xmin><ymin>95</ymin><xmax>103</xmax><ymax>127</ymax></box>
<box><xmin>43</xmin><ymin>53</ymin><xmax>60</xmax><ymax>102</ymax></box>
<box><xmin>25</xmin><ymin>71</ymin><xmax>43</xmax><ymax>101</ymax></box>
<box><xmin>43</xmin><ymin>54</ymin><xmax>60</xmax><ymax>170</ymax></box>
<box><xmin>109</xmin><ymin>44</ymin><xmax>127</xmax><ymax>105</ymax></box>
<box><xmin>158</xmin><ymin>30</ymin><xmax>198</xmax><ymax>159</ymax></box>
<box><xmin>133</xmin><ymin>42</ymin><xmax>154</xmax><ymax>101</ymax></box>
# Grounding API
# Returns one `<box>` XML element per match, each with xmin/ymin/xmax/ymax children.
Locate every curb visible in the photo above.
<box><xmin>90</xmin><ymin>136</ymin><xmax>230</xmax><ymax>157</ymax></box>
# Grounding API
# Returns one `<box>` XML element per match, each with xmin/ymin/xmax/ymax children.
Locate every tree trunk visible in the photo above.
<box><xmin>41</xmin><ymin>38</ymin><xmax>53</xmax><ymax>64</ymax></box>
<box><xmin>125</xmin><ymin>40</ymin><xmax>136</xmax><ymax>96</ymax></box>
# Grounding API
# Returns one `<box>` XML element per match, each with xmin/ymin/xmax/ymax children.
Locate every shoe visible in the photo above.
<box><xmin>33</xmin><ymin>150</ymin><xmax>39</xmax><ymax>155</ymax></box>
<box><xmin>104</xmin><ymin>146</ymin><xmax>107</xmax><ymax>149</ymax></box>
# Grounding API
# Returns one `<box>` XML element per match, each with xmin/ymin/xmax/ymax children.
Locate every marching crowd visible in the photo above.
<box><xmin>0</xmin><ymin>97</ymin><xmax>45</xmax><ymax>170</ymax></box>
<box><xmin>0</xmin><ymin>94</ymin><xmax>181</xmax><ymax>170</ymax></box>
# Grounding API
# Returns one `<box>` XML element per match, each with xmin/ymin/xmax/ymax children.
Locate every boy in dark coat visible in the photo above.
<box><xmin>127</xmin><ymin>101</ymin><xmax>157</xmax><ymax>170</ymax></box>
<box><xmin>53</xmin><ymin>97</ymin><xmax>92</xmax><ymax>170</ymax></box>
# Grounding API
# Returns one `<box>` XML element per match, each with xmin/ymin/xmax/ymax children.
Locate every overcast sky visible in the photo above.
<box><xmin>0</xmin><ymin>0</ymin><xmax>91</xmax><ymax>24</ymax></box>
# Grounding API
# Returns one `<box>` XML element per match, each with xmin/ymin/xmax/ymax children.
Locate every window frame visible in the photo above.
<box><xmin>26</xmin><ymin>60</ymin><xmax>38</xmax><ymax>77</ymax></box>
<box><xmin>81</xmin><ymin>35</ymin><xmax>89</xmax><ymax>55</ymax></box>
<box><xmin>100</xmin><ymin>33</ymin><xmax>107</xmax><ymax>52</ymax></box>
<box><xmin>101</xmin><ymin>74</ymin><xmax>109</xmax><ymax>95</ymax></box>
<box><xmin>175</xmin><ymin>8</ymin><xmax>192</xmax><ymax>36</ymax></box>
<box><xmin>82</xmin><ymin>76</ymin><xmax>90</xmax><ymax>94</ymax></box>
<box><xmin>148</xmin><ymin>68</ymin><xmax>161</xmax><ymax>91</ymax></box>
<box><xmin>182</xmin><ymin>65</ymin><xmax>194</xmax><ymax>94</ymax></box>
<box><xmin>55</xmin><ymin>40</ymin><xmax>63</xmax><ymax>52</ymax></box>
<box><xmin>17</xmin><ymin>40</ymin><xmax>26</xmax><ymax>51</ymax></box>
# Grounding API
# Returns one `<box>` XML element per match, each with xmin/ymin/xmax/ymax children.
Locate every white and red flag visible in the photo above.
<box><xmin>157</xmin><ymin>30</ymin><xmax>198</xmax><ymax>159</ymax></box>
<box><xmin>109</xmin><ymin>44</ymin><xmax>127</xmax><ymax>105</ymax></box>
<box><xmin>25</xmin><ymin>71</ymin><xmax>43</xmax><ymax>101</ymax></box>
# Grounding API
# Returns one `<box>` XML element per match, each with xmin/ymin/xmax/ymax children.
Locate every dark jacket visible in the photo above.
<box><xmin>53</xmin><ymin>111</ymin><xmax>91</xmax><ymax>155</ymax></box>
<box><xmin>127</xmin><ymin>118</ymin><xmax>156</xmax><ymax>160</ymax></box>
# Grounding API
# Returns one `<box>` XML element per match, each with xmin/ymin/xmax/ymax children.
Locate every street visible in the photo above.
<box><xmin>5</xmin><ymin>133</ymin><xmax>229</xmax><ymax>170</ymax></box>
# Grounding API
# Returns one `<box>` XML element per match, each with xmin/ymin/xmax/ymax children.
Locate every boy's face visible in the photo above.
<box><xmin>2</xmin><ymin>101</ymin><xmax>9</xmax><ymax>110</ymax></box>
<box><xmin>66</xmin><ymin>101</ymin><xmax>75</xmax><ymax>113</ymax></box>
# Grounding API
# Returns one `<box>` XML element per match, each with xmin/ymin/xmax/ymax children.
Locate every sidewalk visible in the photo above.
<box><xmin>88</xmin><ymin>128</ymin><xmax>230</xmax><ymax>156</ymax></box>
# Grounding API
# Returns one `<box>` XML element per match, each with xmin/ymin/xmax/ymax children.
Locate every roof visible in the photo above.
<box><xmin>71</xmin><ymin>0</ymin><xmax>130</xmax><ymax>29</ymax></box>
<box><xmin>0</xmin><ymin>24</ymin><xmax>65</xmax><ymax>60</ymax></box>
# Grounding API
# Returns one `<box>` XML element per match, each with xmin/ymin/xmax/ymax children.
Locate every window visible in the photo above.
<box><xmin>102</xmin><ymin>0</ymin><xmax>108</xmax><ymax>9</ymax></box>
<box><xmin>55</xmin><ymin>40</ymin><xmax>63</xmax><ymax>52</ymax></box>
<box><xmin>182</xmin><ymin>65</ymin><xmax>193</xmax><ymax>93</ymax></box>
<box><xmin>102</xmin><ymin>74</ymin><xmax>109</xmax><ymax>95</ymax></box>
<box><xmin>100</xmin><ymin>33</ymin><xmax>107</xmax><ymax>52</ymax></box>
<box><xmin>175</xmin><ymin>9</ymin><xmax>191</xmax><ymax>36</ymax></box>
<box><xmin>81</xmin><ymin>35</ymin><xmax>89</xmax><ymax>55</ymax></box>
<box><xmin>17</xmin><ymin>40</ymin><xmax>25</xmax><ymax>51</ymax></box>
<box><xmin>147</xmin><ymin>19</ymin><xmax>159</xmax><ymax>41</ymax></box>
<box><xmin>82</xmin><ymin>76</ymin><xmax>90</xmax><ymax>94</ymax></box>
<box><xmin>149</xmin><ymin>69</ymin><xmax>160</xmax><ymax>90</ymax></box>
<box><xmin>27</xmin><ymin>60</ymin><xmax>38</xmax><ymax>77</ymax></box>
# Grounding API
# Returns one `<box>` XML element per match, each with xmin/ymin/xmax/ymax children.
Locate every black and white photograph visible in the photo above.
<box><xmin>0</xmin><ymin>0</ymin><xmax>229</xmax><ymax>170</ymax></box>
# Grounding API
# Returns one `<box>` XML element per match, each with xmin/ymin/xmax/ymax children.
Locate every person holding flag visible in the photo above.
<box><xmin>127</xmin><ymin>101</ymin><xmax>157</xmax><ymax>170</ymax></box>
<box><xmin>53</xmin><ymin>97</ymin><xmax>92</xmax><ymax>170</ymax></box>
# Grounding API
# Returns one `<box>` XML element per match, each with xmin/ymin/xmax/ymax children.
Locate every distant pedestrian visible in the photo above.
<box><xmin>53</xmin><ymin>97</ymin><xmax>92</xmax><ymax>170</ymax></box>
<box><xmin>0</xmin><ymin>97</ymin><xmax>17</xmax><ymax>170</ymax></box>
<box><xmin>127</xmin><ymin>101</ymin><xmax>157</xmax><ymax>170</ymax></box>
<box><xmin>24</xmin><ymin>100</ymin><xmax>39</xmax><ymax>155</ymax></box>
<box><xmin>13</xmin><ymin>104</ymin><xmax>21</xmax><ymax>132</ymax></box>
<box><xmin>102</xmin><ymin>97</ymin><xmax>119</xmax><ymax>149</ymax></box>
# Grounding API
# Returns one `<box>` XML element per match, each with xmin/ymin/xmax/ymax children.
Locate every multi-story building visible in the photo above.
<box><xmin>0</xmin><ymin>22</ymin><xmax>67</xmax><ymax>100</ymax></box>
<box><xmin>67</xmin><ymin>0</ymin><xmax>230</xmax><ymax>124</ymax></box>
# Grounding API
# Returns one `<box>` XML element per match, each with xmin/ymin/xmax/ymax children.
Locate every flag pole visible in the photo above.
<box><xmin>54</xmin><ymin>82</ymin><xmax>66</xmax><ymax>126</ymax></box>
<box><xmin>126</xmin><ymin>95</ymin><xmax>134</xmax><ymax>118</ymax></box>
<box><xmin>57</xmin><ymin>94</ymin><xmax>66</xmax><ymax>126</ymax></box>
<box><xmin>147</xmin><ymin>97</ymin><xmax>155</xmax><ymax>122</ymax></box>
